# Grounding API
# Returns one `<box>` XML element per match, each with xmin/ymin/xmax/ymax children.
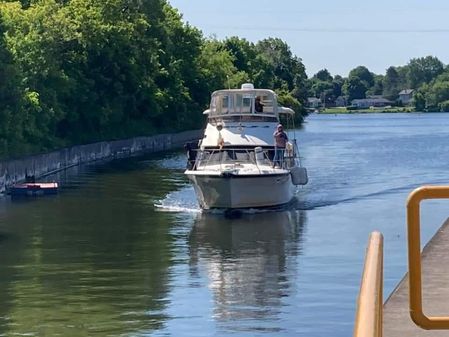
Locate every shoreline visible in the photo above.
<box><xmin>317</xmin><ymin>107</ymin><xmax>415</xmax><ymax>114</ymax></box>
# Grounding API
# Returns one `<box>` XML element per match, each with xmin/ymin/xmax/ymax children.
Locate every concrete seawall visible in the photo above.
<box><xmin>0</xmin><ymin>130</ymin><xmax>202</xmax><ymax>193</ymax></box>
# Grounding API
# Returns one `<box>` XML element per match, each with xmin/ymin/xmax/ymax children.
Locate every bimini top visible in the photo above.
<box><xmin>203</xmin><ymin>83</ymin><xmax>294</xmax><ymax>119</ymax></box>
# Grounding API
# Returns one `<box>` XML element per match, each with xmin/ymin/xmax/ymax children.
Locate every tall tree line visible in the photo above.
<box><xmin>308</xmin><ymin>56</ymin><xmax>449</xmax><ymax>111</ymax></box>
<box><xmin>0</xmin><ymin>0</ymin><xmax>308</xmax><ymax>159</ymax></box>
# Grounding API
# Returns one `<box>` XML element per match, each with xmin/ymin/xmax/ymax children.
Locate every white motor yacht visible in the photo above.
<box><xmin>185</xmin><ymin>83</ymin><xmax>307</xmax><ymax>209</ymax></box>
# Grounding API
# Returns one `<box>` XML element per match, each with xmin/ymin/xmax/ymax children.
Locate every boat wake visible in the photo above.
<box><xmin>297</xmin><ymin>179</ymin><xmax>449</xmax><ymax>211</ymax></box>
<box><xmin>155</xmin><ymin>184</ymin><xmax>306</xmax><ymax>215</ymax></box>
<box><xmin>154</xmin><ymin>185</ymin><xmax>201</xmax><ymax>213</ymax></box>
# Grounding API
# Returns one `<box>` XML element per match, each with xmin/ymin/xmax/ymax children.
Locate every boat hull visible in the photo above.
<box><xmin>186</xmin><ymin>172</ymin><xmax>295</xmax><ymax>209</ymax></box>
<box><xmin>9</xmin><ymin>182</ymin><xmax>58</xmax><ymax>197</ymax></box>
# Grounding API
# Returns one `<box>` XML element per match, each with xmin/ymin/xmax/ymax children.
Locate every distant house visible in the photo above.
<box><xmin>351</xmin><ymin>97</ymin><xmax>393</xmax><ymax>109</ymax></box>
<box><xmin>398</xmin><ymin>89</ymin><xmax>414</xmax><ymax>105</ymax></box>
<box><xmin>335</xmin><ymin>96</ymin><xmax>347</xmax><ymax>107</ymax></box>
<box><xmin>307</xmin><ymin>97</ymin><xmax>322</xmax><ymax>108</ymax></box>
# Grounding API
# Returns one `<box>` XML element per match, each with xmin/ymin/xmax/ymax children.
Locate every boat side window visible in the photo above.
<box><xmin>210</xmin><ymin>96</ymin><xmax>218</xmax><ymax>115</ymax></box>
<box><xmin>243</xmin><ymin>96</ymin><xmax>251</xmax><ymax>113</ymax></box>
<box><xmin>257</xmin><ymin>94</ymin><xmax>274</xmax><ymax>114</ymax></box>
<box><xmin>234</xmin><ymin>94</ymin><xmax>252</xmax><ymax>114</ymax></box>
<box><xmin>221</xmin><ymin>95</ymin><xmax>229</xmax><ymax>114</ymax></box>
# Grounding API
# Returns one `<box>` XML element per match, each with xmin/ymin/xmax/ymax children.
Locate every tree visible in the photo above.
<box><xmin>223</xmin><ymin>36</ymin><xmax>257</xmax><ymax>76</ymax></box>
<box><xmin>383</xmin><ymin>66</ymin><xmax>401</xmax><ymax>100</ymax></box>
<box><xmin>313</xmin><ymin>69</ymin><xmax>333</xmax><ymax>82</ymax></box>
<box><xmin>307</xmin><ymin>69</ymin><xmax>337</xmax><ymax>104</ymax></box>
<box><xmin>310</xmin><ymin>80</ymin><xmax>332</xmax><ymax>98</ymax></box>
<box><xmin>426</xmin><ymin>80</ymin><xmax>449</xmax><ymax>109</ymax></box>
<box><xmin>254</xmin><ymin>37</ymin><xmax>307</xmax><ymax>113</ymax></box>
<box><xmin>255</xmin><ymin>38</ymin><xmax>306</xmax><ymax>89</ymax></box>
<box><xmin>0</xmin><ymin>0</ymin><xmax>308</xmax><ymax>159</ymax></box>
<box><xmin>413</xmin><ymin>90</ymin><xmax>426</xmax><ymax>111</ymax></box>
<box><xmin>366</xmin><ymin>74</ymin><xmax>384</xmax><ymax>96</ymax></box>
<box><xmin>343</xmin><ymin>77</ymin><xmax>368</xmax><ymax>101</ymax></box>
<box><xmin>406</xmin><ymin>56</ymin><xmax>444</xmax><ymax>89</ymax></box>
<box><xmin>439</xmin><ymin>100</ymin><xmax>449</xmax><ymax>112</ymax></box>
<box><xmin>277</xmin><ymin>90</ymin><xmax>303</xmax><ymax>124</ymax></box>
<box><xmin>0</xmin><ymin>11</ymin><xmax>25</xmax><ymax>157</ymax></box>
<box><xmin>348</xmin><ymin>66</ymin><xmax>375</xmax><ymax>88</ymax></box>
<box><xmin>198</xmin><ymin>39</ymin><xmax>245</xmax><ymax>93</ymax></box>
<box><xmin>332</xmin><ymin>75</ymin><xmax>344</xmax><ymax>99</ymax></box>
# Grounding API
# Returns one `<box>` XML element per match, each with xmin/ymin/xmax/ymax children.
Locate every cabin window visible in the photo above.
<box><xmin>210</xmin><ymin>96</ymin><xmax>218</xmax><ymax>114</ymax></box>
<box><xmin>243</xmin><ymin>96</ymin><xmax>251</xmax><ymax>111</ymax></box>
<box><xmin>210</xmin><ymin>91</ymin><xmax>277</xmax><ymax>116</ymax></box>
<box><xmin>221</xmin><ymin>95</ymin><xmax>229</xmax><ymax>114</ymax></box>
<box><xmin>197</xmin><ymin>149</ymin><xmax>257</xmax><ymax>167</ymax></box>
<box><xmin>257</xmin><ymin>94</ymin><xmax>274</xmax><ymax>114</ymax></box>
<box><xmin>234</xmin><ymin>94</ymin><xmax>252</xmax><ymax>114</ymax></box>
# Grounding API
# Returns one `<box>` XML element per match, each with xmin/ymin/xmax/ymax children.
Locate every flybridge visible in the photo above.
<box><xmin>203</xmin><ymin>83</ymin><xmax>294</xmax><ymax>118</ymax></box>
<box><xmin>204</xmin><ymin>83</ymin><xmax>277</xmax><ymax>117</ymax></box>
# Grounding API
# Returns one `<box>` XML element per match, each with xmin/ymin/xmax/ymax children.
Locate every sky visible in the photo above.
<box><xmin>168</xmin><ymin>0</ymin><xmax>449</xmax><ymax>77</ymax></box>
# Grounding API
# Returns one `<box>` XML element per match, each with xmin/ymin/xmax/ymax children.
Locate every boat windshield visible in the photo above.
<box><xmin>196</xmin><ymin>148</ymin><xmax>272</xmax><ymax>168</ymax></box>
<box><xmin>209</xmin><ymin>91</ymin><xmax>276</xmax><ymax>117</ymax></box>
<box><xmin>196</xmin><ymin>149</ymin><xmax>253</xmax><ymax>167</ymax></box>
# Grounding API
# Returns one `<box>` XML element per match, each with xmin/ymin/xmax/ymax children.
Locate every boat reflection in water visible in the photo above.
<box><xmin>188</xmin><ymin>209</ymin><xmax>306</xmax><ymax>331</ymax></box>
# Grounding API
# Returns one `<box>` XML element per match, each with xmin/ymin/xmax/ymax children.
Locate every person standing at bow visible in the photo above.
<box><xmin>273</xmin><ymin>124</ymin><xmax>288</xmax><ymax>168</ymax></box>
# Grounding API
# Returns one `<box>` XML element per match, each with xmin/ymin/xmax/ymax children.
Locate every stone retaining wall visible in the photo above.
<box><xmin>0</xmin><ymin>130</ymin><xmax>202</xmax><ymax>193</ymax></box>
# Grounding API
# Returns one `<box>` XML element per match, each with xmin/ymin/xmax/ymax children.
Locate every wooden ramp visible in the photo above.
<box><xmin>383</xmin><ymin>218</ymin><xmax>449</xmax><ymax>336</ymax></box>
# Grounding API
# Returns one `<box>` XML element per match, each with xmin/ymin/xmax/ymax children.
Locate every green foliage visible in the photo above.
<box><xmin>307</xmin><ymin>69</ymin><xmax>341</xmax><ymax>106</ymax></box>
<box><xmin>198</xmin><ymin>39</ymin><xmax>242</xmax><ymax>92</ymax></box>
<box><xmin>343</xmin><ymin>77</ymin><xmax>367</xmax><ymax>101</ymax></box>
<box><xmin>332</xmin><ymin>75</ymin><xmax>343</xmax><ymax>98</ymax></box>
<box><xmin>254</xmin><ymin>38</ymin><xmax>307</xmax><ymax>106</ymax></box>
<box><xmin>348</xmin><ymin>66</ymin><xmax>374</xmax><ymax>88</ymax></box>
<box><xmin>314</xmin><ymin>69</ymin><xmax>332</xmax><ymax>82</ymax></box>
<box><xmin>426</xmin><ymin>80</ymin><xmax>449</xmax><ymax>109</ymax></box>
<box><xmin>0</xmin><ymin>1</ymin><xmax>307</xmax><ymax>159</ymax></box>
<box><xmin>439</xmin><ymin>100</ymin><xmax>449</xmax><ymax>112</ymax></box>
<box><xmin>277</xmin><ymin>90</ymin><xmax>303</xmax><ymax>124</ymax></box>
<box><xmin>406</xmin><ymin>56</ymin><xmax>444</xmax><ymax>89</ymax></box>
<box><xmin>308</xmin><ymin>58</ymin><xmax>447</xmax><ymax>110</ymax></box>
<box><xmin>223</xmin><ymin>36</ymin><xmax>257</xmax><ymax>75</ymax></box>
<box><xmin>367</xmin><ymin>74</ymin><xmax>384</xmax><ymax>96</ymax></box>
<box><xmin>383</xmin><ymin>66</ymin><xmax>401</xmax><ymax>100</ymax></box>
<box><xmin>413</xmin><ymin>90</ymin><xmax>426</xmax><ymax>111</ymax></box>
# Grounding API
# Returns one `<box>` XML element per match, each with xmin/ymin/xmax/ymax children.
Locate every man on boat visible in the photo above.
<box><xmin>217</xmin><ymin>123</ymin><xmax>225</xmax><ymax>149</ymax></box>
<box><xmin>273</xmin><ymin>124</ymin><xmax>288</xmax><ymax>168</ymax></box>
<box><xmin>255</xmin><ymin>96</ymin><xmax>264</xmax><ymax>112</ymax></box>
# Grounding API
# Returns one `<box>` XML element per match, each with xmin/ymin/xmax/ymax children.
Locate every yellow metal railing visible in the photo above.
<box><xmin>407</xmin><ymin>185</ymin><xmax>449</xmax><ymax>329</ymax></box>
<box><xmin>353</xmin><ymin>231</ymin><xmax>384</xmax><ymax>337</ymax></box>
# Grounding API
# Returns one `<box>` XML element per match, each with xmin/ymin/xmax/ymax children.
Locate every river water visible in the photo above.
<box><xmin>2</xmin><ymin>113</ymin><xmax>449</xmax><ymax>336</ymax></box>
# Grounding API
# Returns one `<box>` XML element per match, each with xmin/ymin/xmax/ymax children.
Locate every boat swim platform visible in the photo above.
<box><xmin>383</xmin><ymin>217</ymin><xmax>449</xmax><ymax>336</ymax></box>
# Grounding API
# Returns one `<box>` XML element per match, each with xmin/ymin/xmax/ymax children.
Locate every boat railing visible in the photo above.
<box><xmin>190</xmin><ymin>147</ymin><xmax>297</xmax><ymax>171</ymax></box>
<box><xmin>353</xmin><ymin>231</ymin><xmax>384</xmax><ymax>337</ymax></box>
<box><xmin>187</xmin><ymin>142</ymin><xmax>302</xmax><ymax>171</ymax></box>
